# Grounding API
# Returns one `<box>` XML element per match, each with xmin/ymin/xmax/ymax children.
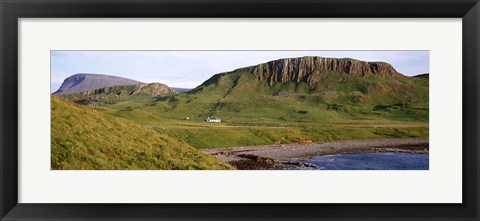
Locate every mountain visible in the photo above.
<box><xmin>191</xmin><ymin>56</ymin><xmax>428</xmax><ymax>105</ymax></box>
<box><xmin>53</xmin><ymin>73</ymin><xmax>143</xmax><ymax>95</ymax></box>
<box><xmin>51</xmin><ymin>96</ymin><xmax>233</xmax><ymax>170</ymax></box>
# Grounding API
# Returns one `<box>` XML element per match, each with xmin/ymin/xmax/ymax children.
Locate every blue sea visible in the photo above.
<box><xmin>288</xmin><ymin>152</ymin><xmax>429</xmax><ymax>170</ymax></box>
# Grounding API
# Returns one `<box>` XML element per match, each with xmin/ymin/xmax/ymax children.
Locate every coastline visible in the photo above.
<box><xmin>202</xmin><ymin>138</ymin><xmax>429</xmax><ymax>170</ymax></box>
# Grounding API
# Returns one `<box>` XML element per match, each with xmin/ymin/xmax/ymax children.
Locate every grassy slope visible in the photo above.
<box><xmin>137</xmin><ymin>71</ymin><xmax>428</xmax><ymax>122</ymax></box>
<box><xmin>51</xmin><ymin>96</ymin><xmax>233</xmax><ymax>170</ymax></box>
<box><xmin>61</xmin><ymin>71</ymin><xmax>429</xmax><ymax>149</ymax></box>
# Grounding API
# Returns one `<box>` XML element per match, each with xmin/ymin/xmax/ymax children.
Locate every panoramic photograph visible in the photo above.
<box><xmin>51</xmin><ymin>51</ymin><xmax>429</xmax><ymax>170</ymax></box>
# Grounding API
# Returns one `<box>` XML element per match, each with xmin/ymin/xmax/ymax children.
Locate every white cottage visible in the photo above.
<box><xmin>206</xmin><ymin>117</ymin><xmax>221</xmax><ymax>123</ymax></box>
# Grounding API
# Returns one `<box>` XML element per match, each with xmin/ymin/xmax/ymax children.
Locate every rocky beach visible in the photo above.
<box><xmin>202</xmin><ymin>138</ymin><xmax>429</xmax><ymax>170</ymax></box>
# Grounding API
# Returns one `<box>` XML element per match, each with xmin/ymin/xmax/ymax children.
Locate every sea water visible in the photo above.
<box><xmin>288</xmin><ymin>152</ymin><xmax>429</xmax><ymax>170</ymax></box>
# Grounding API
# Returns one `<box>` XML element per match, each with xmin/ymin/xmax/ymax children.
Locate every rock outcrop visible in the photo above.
<box><xmin>63</xmin><ymin>83</ymin><xmax>176</xmax><ymax>106</ymax></box>
<box><xmin>236</xmin><ymin>56</ymin><xmax>402</xmax><ymax>86</ymax></box>
<box><xmin>130</xmin><ymin>83</ymin><xmax>176</xmax><ymax>96</ymax></box>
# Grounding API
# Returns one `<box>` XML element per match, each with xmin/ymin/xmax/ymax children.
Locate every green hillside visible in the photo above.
<box><xmin>59</xmin><ymin>57</ymin><xmax>429</xmax><ymax>149</ymax></box>
<box><xmin>162</xmin><ymin>70</ymin><xmax>428</xmax><ymax>121</ymax></box>
<box><xmin>51</xmin><ymin>96</ymin><xmax>233</xmax><ymax>170</ymax></box>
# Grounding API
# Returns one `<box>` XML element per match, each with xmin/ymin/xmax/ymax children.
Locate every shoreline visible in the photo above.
<box><xmin>202</xmin><ymin>138</ymin><xmax>429</xmax><ymax>170</ymax></box>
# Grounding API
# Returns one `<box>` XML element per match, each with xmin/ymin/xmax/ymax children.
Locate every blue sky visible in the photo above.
<box><xmin>51</xmin><ymin>51</ymin><xmax>429</xmax><ymax>92</ymax></box>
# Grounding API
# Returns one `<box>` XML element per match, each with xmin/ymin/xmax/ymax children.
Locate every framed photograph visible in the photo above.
<box><xmin>1</xmin><ymin>0</ymin><xmax>479</xmax><ymax>220</ymax></box>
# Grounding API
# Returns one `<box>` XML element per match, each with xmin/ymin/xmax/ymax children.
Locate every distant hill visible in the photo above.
<box><xmin>172</xmin><ymin>87</ymin><xmax>193</xmax><ymax>93</ymax></box>
<box><xmin>53</xmin><ymin>73</ymin><xmax>142</xmax><ymax>95</ymax></box>
<box><xmin>61</xmin><ymin>83</ymin><xmax>176</xmax><ymax>106</ymax></box>
<box><xmin>51</xmin><ymin>96</ymin><xmax>233</xmax><ymax>170</ymax></box>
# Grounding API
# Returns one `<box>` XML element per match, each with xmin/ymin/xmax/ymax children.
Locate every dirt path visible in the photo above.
<box><xmin>202</xmin><ymin>138</ymin><xmax>429</xmax><ymax>170</ymax></box>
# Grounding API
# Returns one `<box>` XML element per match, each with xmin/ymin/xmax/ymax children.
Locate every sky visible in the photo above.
<box><xmin>51</xmin><ymin>51</ymin><xmax>429</xmax><ymax>93</ymax></box>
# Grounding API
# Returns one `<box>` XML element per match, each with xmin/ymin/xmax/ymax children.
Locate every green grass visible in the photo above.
<box><xmin>158</xmin><ymin>124</ymin><xmax>428</xmax><ymax>149</ymax></box>
<box><xmin>51</xmin><ymin>96</ymin><xmax>233</xmax><ymax>170</ymax></box>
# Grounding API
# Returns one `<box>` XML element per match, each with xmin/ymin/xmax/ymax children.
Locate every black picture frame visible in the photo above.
<box><xmin>1</xmin><ymin>0</ymin><xmax>479</xmax><ymax>220</ymax></box>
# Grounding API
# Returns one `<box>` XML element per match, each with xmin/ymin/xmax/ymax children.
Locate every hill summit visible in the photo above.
<box><xmin>235</xmin><ymin>56</ymin><xmax>401</xmax><ymax>86</ymax></box>
<box><xmin>53</xmin><ymin>73</ymin><xmax>142</xmax><ymax>95</ymax></box>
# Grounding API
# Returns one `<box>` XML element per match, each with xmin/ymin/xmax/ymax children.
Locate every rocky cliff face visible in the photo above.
<box><xmin>53</xmin><ymin>73</ymin><xmax>143</xmax><ymax>95</ymax></box>
<box><xmin>236</xmin><ymin>56</ymin><xmax>401</xmax><ymax>86</ymax></box>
